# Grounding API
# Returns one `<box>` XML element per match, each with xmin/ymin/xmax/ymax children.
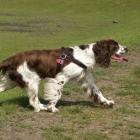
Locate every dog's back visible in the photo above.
<box><xmin>0</xmin><ymin>49</ymin><xmax>63</xmax><ymax>92</ymax></box>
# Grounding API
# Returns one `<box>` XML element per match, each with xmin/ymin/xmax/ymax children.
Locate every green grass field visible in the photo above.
<box><xmin>0</xmin><ymin>0</ymin><xmax>140</xmax><ymax>140</ymax></box>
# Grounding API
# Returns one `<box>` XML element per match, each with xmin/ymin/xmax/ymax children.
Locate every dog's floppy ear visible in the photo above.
<box><xmin>109</xmin><ymin>43</ymin><xmax>119</xmax><ymax>55</ymax></box>
<box><xmin>93</xmin><ymin>41</ymin><xmax>111</xmax><ymax>67</ymax></box>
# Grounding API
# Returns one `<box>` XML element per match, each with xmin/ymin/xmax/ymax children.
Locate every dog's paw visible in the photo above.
<box><xmin>51</xmin><ymin>107</ymin><xmax>59</xmax><ymax>113</ymax></box>
<box><xmin>107</xmin><ymin>100</ymin><xmax>115</xmax><ymax>108</ymax></box>
<box><xmin>39</xmin><ymin>104</ymin><xmax>48</xmax><ymax>111</ymax></box>
<box><xmin>100</xmin><ymin>100</ymin><xmax>115</xmax><ymax>108</ymax></box>
<box><xmin>34</xmin><ymin>107</ymin><xmax>41</xmax><ymax>112</ymax></box>
<box><xmin>47</xmin><ymin>106</ymin><xmax>59</xmax><ymax>113</ymax></box>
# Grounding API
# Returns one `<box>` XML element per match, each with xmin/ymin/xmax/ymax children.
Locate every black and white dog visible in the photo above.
<box><xmin>0</xmin><ymin>39</ymin><xmax>128</xmax><ymax>112</ymax></box>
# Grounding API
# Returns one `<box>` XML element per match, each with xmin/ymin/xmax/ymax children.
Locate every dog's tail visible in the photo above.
<box><xmin>0</xmin><ymin>61</ymin><xmax>16</xmax><ymax>92</ymax></box>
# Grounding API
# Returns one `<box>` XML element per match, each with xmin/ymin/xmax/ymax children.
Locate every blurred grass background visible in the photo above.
<box><xmin>0</xmin><ymin>0</ymin><xmax>140</xmax><ymax>140</ymax></box>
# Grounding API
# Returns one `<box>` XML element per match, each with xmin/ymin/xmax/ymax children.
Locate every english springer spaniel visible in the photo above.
<box><xmin>0</xmin><ymin>39</ymin><xmax>128</xmax><ymax>112</ymax></box>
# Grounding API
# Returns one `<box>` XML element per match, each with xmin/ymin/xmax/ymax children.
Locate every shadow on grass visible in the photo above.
<box><xmin>57</xmin><ymin>100</ymin><xmax>96</xmax><ymax>108</ymax></box>
<box><xmin>0</xmin><ymin>97</ymin><xmax>99</xmax><ymax>109</ymax></box>
<box><xmin>0</xmin><ymin>96</ymin><xmax>29</xmax><ymax>108</ymax></box>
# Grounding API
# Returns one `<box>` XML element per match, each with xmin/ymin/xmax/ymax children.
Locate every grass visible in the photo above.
<box><xmin>0</xmin><ymin>0</ymin><xmax>140</xmax><ymax>140</ymax></box>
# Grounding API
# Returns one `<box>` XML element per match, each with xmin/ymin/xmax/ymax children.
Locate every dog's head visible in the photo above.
<box><xmin>93</xmin><ymin>39</ymin><xmax>128</xmax><ymax>67</ymax></box>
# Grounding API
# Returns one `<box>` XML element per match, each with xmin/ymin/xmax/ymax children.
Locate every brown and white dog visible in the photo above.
<box><xmin>0</xmin><ymin>39</ymin><xmax>128</xmax><ymax>112</ymax></box>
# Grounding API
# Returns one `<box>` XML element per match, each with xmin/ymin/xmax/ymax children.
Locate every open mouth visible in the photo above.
<box><xmin>111</xmin><ymin>54</ymin><xmax>128</xmax><ymax>62</ymax></box>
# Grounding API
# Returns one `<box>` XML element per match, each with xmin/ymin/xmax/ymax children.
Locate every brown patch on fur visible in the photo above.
<box><xmin>8</xmin><ymin>70</ymin><xmax>26</xmax><ymax>87</ymax></box>
<box><xmin>93</xmin><ymin>39</ymin><xmax>119</xmax><ymax>67</ymax></box>
<box><xmin>0</xmin><ymin>48</ymin><xmax>70</xmax><ymax>87</ymax></box>
<box><xmin>93</xmin><ymin>94</ymin><xmax>99</xmax><ymax>103</ymax></box>
<box><xmin>91</xmin><ymin>94</ymin><xmax>99</xmax><ymax>103</ymax></box>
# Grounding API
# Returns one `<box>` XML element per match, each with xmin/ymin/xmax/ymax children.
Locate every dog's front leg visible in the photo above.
<box><xmin>44</xmin><ymin>77</ymin><xmax>65</xmax><ymax>112</ymax></box>
<box><xmin>81</xmin><ymin>72</ymin><xmax>114</xmax><ymax>107</ymax></box>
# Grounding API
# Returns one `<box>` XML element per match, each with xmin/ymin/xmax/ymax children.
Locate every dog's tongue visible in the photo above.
<box><xmin>111</xmin><ymin>55</ymin><xmax>128</xmax><ymax>62</ymax></box>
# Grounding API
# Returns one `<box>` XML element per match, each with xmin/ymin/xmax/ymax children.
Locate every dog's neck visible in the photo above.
<box><xmin>70</xmin><ymin>43</ymin><xmax>96</xmax><ymax>68</ymax></box>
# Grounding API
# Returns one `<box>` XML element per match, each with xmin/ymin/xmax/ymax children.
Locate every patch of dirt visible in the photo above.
<box><xmin>0</xmin><ymin>17</ymin><xmax>77</xmax><ymax>35</ymax></box>
<box><xmin>0</xmin><ymin>111</ymin><xmax>63</xmax><ymax>140</ymax></box>
<box><xmin>0</xmin><ymin>12</ymin><xmax>17</xmax><ymax>17</ymax></box>
<box><xmin>0</xmin><ymin>21</ymin><xmax>33</xmax><ymax>33</ymax></box>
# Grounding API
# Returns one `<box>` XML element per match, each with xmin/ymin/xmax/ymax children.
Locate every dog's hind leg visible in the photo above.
<box><xmin>26</xmin><ymin>81</ymin><xmax>41</xmax><ymax>112</ymax></box>
<box><xmin>17</xmin><ymin>62</ymin><xmax>42</xmax><ymax>112</ymax></box>
<box><xmin>26</xmin><ymin>79</ymin><xmax>51</xmax><ymax>112</ymax></box>
<box><xmin>0</xmin><ymin>73</ymin><xmax>16</xmax><ymax>92</ymax></box>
